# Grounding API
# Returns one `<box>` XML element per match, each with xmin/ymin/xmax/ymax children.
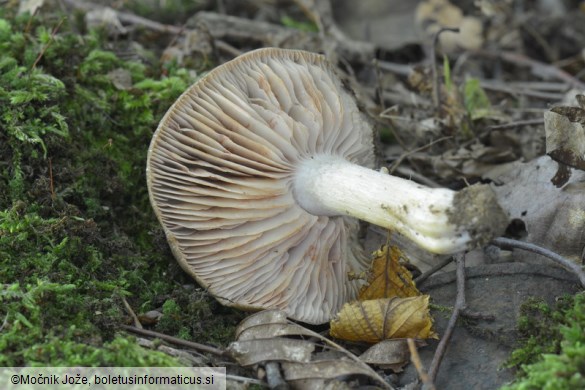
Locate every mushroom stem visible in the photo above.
<box><xmin>293</xmin><ymin>155</ymin><xmax>507</xmax><ymax>254</ymax></box>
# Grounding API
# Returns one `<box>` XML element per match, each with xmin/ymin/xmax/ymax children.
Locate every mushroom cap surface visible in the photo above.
<box><xmin>147</xmin><ymin>48</ymin><xmax>375</xmax><ymax>324</ymax></box>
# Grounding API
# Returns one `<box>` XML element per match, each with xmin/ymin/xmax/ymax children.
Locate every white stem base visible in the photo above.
<box><xmin>293</xmin><ymin>155</ymin><xmax>505</xmax><ymax>254</ymax></box>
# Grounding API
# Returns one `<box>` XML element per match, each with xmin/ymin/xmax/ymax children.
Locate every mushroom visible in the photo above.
<box><xmin>147</xmin><ymin>48</ymin><xmax>508</xmax><ymax>324</ymax></box>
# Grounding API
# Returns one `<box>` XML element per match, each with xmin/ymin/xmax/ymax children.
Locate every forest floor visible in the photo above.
<box><xmin>1</xmin><ymin>0</ymin><xmax>584</xmax><ymax>389</ymax></box>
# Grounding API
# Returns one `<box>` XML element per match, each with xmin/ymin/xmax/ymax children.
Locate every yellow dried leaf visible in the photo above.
<box><xmin>359</xmin><ymin>245</ymin><xmax>420</xmax><ymax>300</ymax></box>
<box><xmin>330</xmin><ymin>296</ymin><xmax>438</xmax><ymax>343</ymax></box>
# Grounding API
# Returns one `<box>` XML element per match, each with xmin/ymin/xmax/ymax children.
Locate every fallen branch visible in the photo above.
<box><xmin>428</xmin><ymin>252</ymin><xmax>466</xmax><ymax>382</ymax></box>
<box><xmin>407</xmin><ymin>338</ymin><xmax>435</xmax><ymax>390</ymax></box>
<box><xmin>491</xmin><ymin>237</ymin><xmax>585</xmax><ymax>288</ymax></box>
<box><xmin>473</xmin><ymin>50</ymin><xmax>585</xmax><ymax>91</ymax></box>
<box><xmin>414</xmin><ymin>255</ymin><xmax>455</xmax><ymax>285</ymax></box>
<box><xmin>120</xmin><ymin>325</ymin><xmax>227</xmax><ymax>357</ymax></box>
<box><xmin>121</xmin><ymin>296</ymin><xmax>142</xmax><ymax>329</ymax></box>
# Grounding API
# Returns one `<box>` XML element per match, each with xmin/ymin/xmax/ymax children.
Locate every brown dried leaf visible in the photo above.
<box><xmin>359</xmin><ymin>339</ymin><xmax>421</xmax><ymax>372</ymax></box>
<box><xmin>228</xmin><ymin>309</ymin><xmax>388</xmax><ymax>387</ymax></box>
<box><xmin>330</xmin><ymin>296</ymin><xmax>437</xmax><ymax>343</ymax></box>
<box><xmin>359</xmin><ymin>245</ymin><xmax>420</xmax><ymax>300</ymax></box>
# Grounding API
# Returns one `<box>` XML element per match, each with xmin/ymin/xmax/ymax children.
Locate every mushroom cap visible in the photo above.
<box><xmin>147</xmin><ymin>48</ymin><xmax>376</xmax><ymax>324</ymax></box>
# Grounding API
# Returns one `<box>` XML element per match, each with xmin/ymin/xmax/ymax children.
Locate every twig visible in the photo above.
<box><xmin>473</xmin><ymin>50</ymin><xmax>585</xmax><ymax>91</ymax></box>
<box><xmin>506</xmin><ymin>81</ymin><xmax>569</xmax><ymax>91</ymax></box>
<box><xmin>392</xmin><ymin>165</ymin><xmax>442</xmax><ymax>188</ymax></box>
<box><xmin>48</xmin><ymin>158</ymin><xmax>55</xmax><ymax>200</ymax></box>
<box><xmin>407</xmin><ymin>338</ymin><xmax>435</xmax><ymax>390</ymax></box>
<box><xmin>215</xmin><ymin>40</ymin><xmax>242</xmax><ymax>58</ymax></box>
<box><xmin>388</xmin><ymin>136</ymin><xmax>452</xmax><ymax>175</ymax></box>
<box><xmin>480</xmin><ymin>80</ymin><xmax>565</xmax><ymax>100</ymax></box>
<box><xmin>121</xmin><ymin>296</ymin><xmax>142</xmax><ymax>329</ymax></box>
<box><xmin>136</xmin><ymin>337</ymin><xmax>205</xmax><ymax>365</ymax></box>
<box><xmin>486</xmin><ymin>119</ymin><xmax>544</xmax><ymax>131</ymax></box>
<box><xmin>376</xmin><ymin>60</ymin><xmax>414</xmax><ymax>76</ymax></box>
<box><xmin>120</xmin><ymin>325</ymin><xmax>227</xmax><ymax>357</ymax></box>
<box><xmin>290</xmin><ymin>321</ymin><xmax>394</xmax><ymax>389</ymax></box>
<box><xmin>430</xmin><ymin>28</ymin><xmax>460</xmax><ymax>111</ymax></box>
<box><xmin>226</xmin><ymin>374</ymin><xmax>264</xmax><ymax>387</ymax></box>
<box><xmin>373</xmin><ymin>59</ymin><xmax>386</xmax><ymax>112</ymax></box>
<box><xmin>414</xmin><ymin>256</ymin><xmax>455</xmax><ymax>285</ymax></box>
<box><xmin>0</xmin><ymin>312</ymin><xmax>8</xmax><ymax>333</ymax></box>
<box><xmin>491</xmin><ymin>237</ymin><xmax>585</xmax><ymax>288</ymax></box>
<box><xmin>428</xmin><ymin>252</ymin><xmax>467</xmax><ymax>382</ymax></box>
<box><xmin>61</xmin><ymin>0</ymin><xmax>183</xmax><ymax>34</ymax></box>
<box><xmin>31</xmin><ymin>16</ymin><xmax>66</xmax><ymax>70</ymax></box>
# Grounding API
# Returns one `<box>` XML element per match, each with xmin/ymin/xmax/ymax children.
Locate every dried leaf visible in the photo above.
<box><xmin>545</xmin><ymin>96</ymin><xmax>585</xmax><ymax>171</ymax></box>
<box><xmin>485</xmin><ymin>156</ymin><xmax>585</xmax><ymax>264</ymax></box>
<box><xmin>234</xmin><ymin>309</ymin><xmax>288</xmax><ymax>339</ymax></box>
<box><xmin>330</xmin><ymin>297</ymin><xmax>437</xmax><ymax>343</ymax></box>
<box><xmin>282</xmin><ymin>359</ymin><xmax>377</xmax><ymax>380</ymax></box>
<box><xmin>359</xmin><ymin>245</ymin><xmax>420</xmax><ymax>300</ymax></box>
<box><xmin>227</xmin><ymin>338</ymin><xmax>314</xmax><ymax>366</ymax></box>
<box><xmin>237</xmin><ymin>323</ymin><xmax>316</xmax><ymax>341</ymax></box>
<box><xmin>359</xmin><ymin>339</ymin><xmax>418</xmax><ymax>372</ymax></box>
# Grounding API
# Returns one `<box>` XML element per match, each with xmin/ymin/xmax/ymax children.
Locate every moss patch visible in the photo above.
<box><xmin>502</xmin><ymin>293</ymin><xmax>585</xmax><ymax>389</ymax></box>
<box><xmin>0</xmin><ymin>6</ymin><xmax>243</xmax><ymax>366</ymax></box>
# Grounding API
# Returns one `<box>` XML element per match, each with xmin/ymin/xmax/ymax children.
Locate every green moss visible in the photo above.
<box><xmin>156</xmin><ymin>295</ymin><xmax>240</xmax><ymax>346</ymax></box>
<box><xmin>0</xmin><ymin>5</ymin><xmax>242</xmax><ymax>366</ymax></box>
<box><xmin>501</xmin><ymin>293</ymin><xmax>585</xmax><ymax>389</ymax></box>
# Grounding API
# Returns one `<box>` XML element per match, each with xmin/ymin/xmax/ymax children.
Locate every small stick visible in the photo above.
<box><xmin>428</xmin><ymin>252</ymin><xmax>467</xmax><ymax>382</ymax></box>
<box><xmin>473</xmin><ymin>50</ymin><xmax>585</xmax><ymax>90</ymax></box>
<box><xmin>31</xmin><ymin>17</ymin><xmax>66</xmax><ymax>70</ymax></box>
<box><xmin>487</xmin><ymin>119</ymin><xmax>544</xmax><ymax>131</ymax></box>
<box><xmin>290</xmin><ymin>322</ymin><xmax>394</xmax><ymax>389</ymax></box>
<box><xmin>121</xmin><ymin>296</ymin><xmax>142</xmax><ymax>329</ymax></box>
<box><xmin>480</xmin><ymin>81</ymin><xmax>564</xmax><ymax>100</ymax></box>
<box><xmin>24</xmin><ymin>7</ymin><xmax>39</xmax><ymax>34</ymax></box>
<box><xmin>48</xmin><ymin>158</ymin><xmax>55</xmax><ymax>200</ymax></box>
<box><xmin>430</xmin><ymin>27</ymin><xmax>460</xmax><ymax>111</ymax></box>
<box><xmin>388</xmin><ymin>136</ymin><xmax>452</xmax><ymax>175</ymax></box>
<box><xmin>414</xmin><ymin>255</ymin><xmax>456</xmax><ymax>285</ymax></box>
<box><xmin>120</xmin><ymin>325</ymin><xmax>227</xmax><ymax>357</ymax></box>
<box><xmin>226</xmin><ymin>374</ymin><xmax>263</xmax><ymax>386</ymax></box>
<box><xmin>491</xmin><ymin>237</ymin><xmax>585</xmax><ymax>288</ymax></box>
<box><xmin>373</xmin><ymin>59</ymin><xmax>386</xmax><ymax>112</ymax></box>
<box><xmin>0</xmin><ymin>312</ymin><xmax>8</xmax><ymax>333</ymax></box>
<box><xmin>407</xmin><ymin>338</ymin><xmax>435</xmax><ymax>390</ymax></box>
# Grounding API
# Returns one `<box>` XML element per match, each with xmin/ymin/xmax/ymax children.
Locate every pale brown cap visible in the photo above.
<box><xmin>147</xmin><ymin>48</ymin><xmax>375</xmax><ymax>324</ymax></box>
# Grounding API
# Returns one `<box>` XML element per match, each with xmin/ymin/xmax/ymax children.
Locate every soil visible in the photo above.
<box><xmin>401</xmin><ymin>263</ymin><xmax>581</xmax><ymax>389</ymax></box>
